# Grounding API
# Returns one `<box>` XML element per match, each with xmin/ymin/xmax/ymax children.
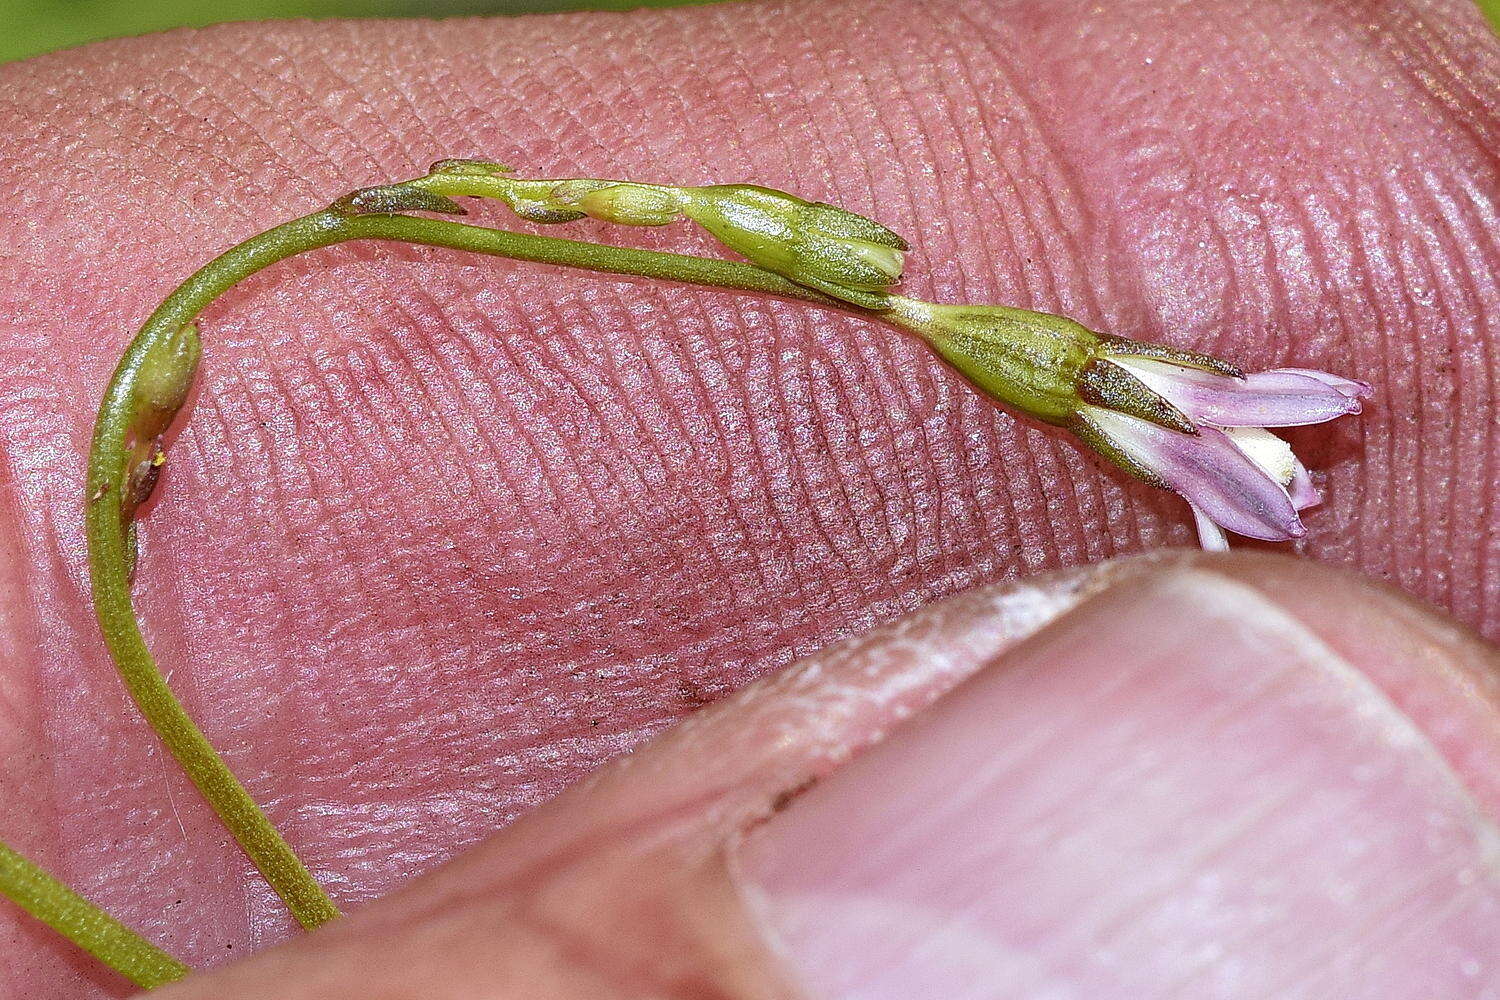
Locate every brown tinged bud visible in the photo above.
<box><xmin>130</xmin><ymin>321</ymin><xmax>201</xmax><ymax>444</ymax></box>
<box><xmin>330</xmin><ymin>184</ymin><xmax>467</xmax><ymax>218</ymax></box>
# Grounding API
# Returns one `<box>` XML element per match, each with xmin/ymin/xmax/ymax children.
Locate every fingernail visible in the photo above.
<box><xmin>739</xmin><ymin>570</ymin><xmax>1500</xmax><ymax>998</ymax></box>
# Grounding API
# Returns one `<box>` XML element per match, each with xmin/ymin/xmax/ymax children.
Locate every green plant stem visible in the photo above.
<box><xmin>87</xmin><ymin>203</ymin><xmax>868</xmax><ymax>931</ymax></box>
<box><xmin>348</xmin><ymin>211</ymin><xmax>848</xmax><ymax>305</ymax></box>
<box><xmin>0</xmin><ymin>839</ymin><xmax>189</xmax><ymax>989</ymax></box>
<box><xmin>89</xmin><ymin>213</ymin><xmax>349</xmax><ymax>930</ymax></box>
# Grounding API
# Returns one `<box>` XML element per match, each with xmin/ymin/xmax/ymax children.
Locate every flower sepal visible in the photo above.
<box><xmin>888</xmin><ymin>299</ymin><xmax>1102</xmax><ymax>425</ymax></box>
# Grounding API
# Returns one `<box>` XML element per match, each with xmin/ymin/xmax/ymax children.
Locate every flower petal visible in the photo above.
<box><xmin>1191</xmin><ymin>504</ymin><xmax>1231</xmax><ymax>551</ymax></box>
<box><xmin>1080</xmin><ymin>406</ymin><xmax>1305</xmax><ymax>541</ymax></box>
<box><xmin>1108</xmin><ymin>357</ymin><xmax>1367</xmax><ymax>427</ymax></box>
<box><xmin>1273</xmin><ymin>368</ymin><xmax>1374</xmax><ymax>399</ymax></box>
<box><xmin>1287</xmin><ymin>456</ymin><xmax>1322</xmax><ymax>510</ymax></box>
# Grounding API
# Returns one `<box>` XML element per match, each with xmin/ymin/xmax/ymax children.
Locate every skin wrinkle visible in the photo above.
<box><xmin>263</xmin><ymin>282</ymin><xmax>417</xmax><ymax>582</ymax></box>
<box><xmin>1359</xmin><ymin>1</ymin><xmax>1482</xmax><ymax>601</ymax></box>
<box><xmin>600</xmin><ymin>296</ymin><xmax>756</xmax><ymax>602</ymax></box>
<box><xmin>785</xmin><ymin>341</ymin><xmax>887</xmax><ymax>571</ymax></box>
<box><xmin>420</xmin><ymin>282</ymin><xmax>563</xmax><ymax>543</ymax></box>
<box><xmin>208</xmin><ymin>314</ymin><xmax>404</xmax><ymax>719</ymax></box>
<box><xmin>1350</xmin><ymin>0</ymin><xmax>1500</xmax><ymax>154</ymax></box>
<box><xmin>1374</xmin><ymin>173</ymin><xmax>1446</xmax><ymax>602</ymax></box>
<box><xmin>596</xmin><ymin>299</ymin><xmax>713</xmax><ymax>546</ymax></box>
<box><xmin>916</xmin><ymin>19</ymin><xmax>1081</xmax><ymax>568</ymax></box>
<box><xmin>696</xmin><ymin>9</ymin><xmax>793</xmax><ymax>184</ymax></box>
<box><xmin>502</xmin><ymin>299</ymin><xmax>644</xmax><ymax>577</ymax></box>
<box><xmin>177</xmin><ymin>43</ymin><xmax>335</xmax><ymax>202</ymax></box>
<box><xmin>321</xmin><ymin>257</ymin><xmax>497</xmax><ymax>515</ymax></box>
<box><xmin>953</xmin><ymin>8</ymin><xmax>1112</xmax><ymax>320</ymax></box>
<box><xmin>0</xmin><ymin>1</ymin><xmax>1494</xmax><ymax>994</ymax></box>
<box><xmin>1368</xmin><ymin>171</ymin><xmax>1438</xmax><ymax>599</ymax></box>
<box><xmin>190</xmin><ymin>302</ymin><xmax>447</xmax><ymax>875</ymax></box>
<box><xmin>868</xmin><ymin>29</ymin><xmax>1054</xmax><ymax>568</ymax></box>
<box><xmin>1414</xmin><ymin>165</ymin><xmax>1498</xmax><ymax>617</ymax></box>
<box><xmin>364</xmin><ymin>261</ymin><xmax>539</xmax><ymax>520</ymax></box>
<box><xmin>643</xmin><ymin>308</ymin><xmax>761</xmax><ymax>612</ymax></box>
<box><xmin>949</xmin><ymin>16</ymin><xmax>1165</xmax><ymax>554</ymax></box>
<box><xmin>1281</xmin><ymin>182</ymin><xmax>1372</xmax><ymax>563</ymax></box>
<box><xmin>792</xmin><ymin>4</ymin><xmax>924</xmax><ymax>442</ymax></box>
<box><xmin>593</xmin><ymin>325</ymin><xmax>715</xmax><ymax>591</ymax></box>
<box><xmin>1405</xmin><ymin>177</ymin><xmax>1475</xmax><ymax>616</ymax></box>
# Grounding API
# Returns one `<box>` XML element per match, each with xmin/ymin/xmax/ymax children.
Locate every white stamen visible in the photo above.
<box><xmin>1222</xmin><ymin>427</ymin><xmax>1296</xmax><ymax>487</ymax></box>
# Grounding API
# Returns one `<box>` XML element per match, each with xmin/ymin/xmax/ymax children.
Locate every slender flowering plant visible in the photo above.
<box><xmin>0</xmin><ymin>160</ymin><xmax>1368</xmax><ymax>987</ymax></box>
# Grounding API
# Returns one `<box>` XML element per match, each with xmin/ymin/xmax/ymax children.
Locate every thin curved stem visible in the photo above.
<box><xmin>0</xmin><ymin>839</ymin><xmax>189</xmax><ymax>989</ymax></box>
<box><xmin>87</xmin><ymin>202</ymin><xmax>875</xmax><ymax>930</ymax></box>
<box><xmin>89</xmin><ymin>212</ymin><xmax>350</xmax><ymax>929</ymax></box>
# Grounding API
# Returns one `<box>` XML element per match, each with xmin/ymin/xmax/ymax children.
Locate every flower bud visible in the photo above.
<box><xmin>449</xmin><ymin>177</ymin><xmax>686</xmax><ymax>227</ymax></box>
<box><xmin>119</xmin><ymin>321</ymin><xmax>201</xmax><ymax>570</ymax></box>
<box><xmin>681</xmin><ymin>185</ymin><xmax>908</xmax><ymax>305</ymax></box>
<box><xmin>131</xmin><ymin>321</ymin><xmax>201</xmax><ymax>444</ymax></box>
<box><xmin>567</xmin><ymin>182</ymin><xmax>684</xmax><ymax>227</ymax></box>
<box><xmin>888</xmin><ymin>300</ymin><xmax>1098</xmax><ymax>424</ymax></box>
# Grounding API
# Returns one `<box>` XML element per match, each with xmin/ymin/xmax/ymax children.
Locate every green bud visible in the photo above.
<box><xmin>120</xmin><ymin>321</ymin><xmax>200</xmax><ymax>548</ymax></box>
<box><xmin>455</xmin><ymin>178</ymin><xmax>687</xmax><ymax>228</ymax></box>
<box><xmin>681</xmin><ymin>185</ymin><xmax>908</xmax><ymax>304</ymax></box>
<box><xmin>573</xmin><ymin>183</ymin><xmax>684</xmax><ymax>227</ymax></box>
<box><xmin>131</xmin><ymin>322</ymin><xmax>201</xmax><ymax>443</ymax></box>
<box><xmin>888</xmin><ymin>300</ymin><xmax>1098</xmax><ymax>425</ymax></box>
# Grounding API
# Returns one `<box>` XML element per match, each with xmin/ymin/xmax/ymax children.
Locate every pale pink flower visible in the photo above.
<box><xmin>1075</xmin><ymin>357</ymin><xmax>1371</xmax><ymax>550</ymax></box>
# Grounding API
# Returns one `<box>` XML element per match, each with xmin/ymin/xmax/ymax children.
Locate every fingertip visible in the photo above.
<box><xmin>740</xmin><ymin>556</ymin><xmax>1500</xmax><ymax>998</ymax></box>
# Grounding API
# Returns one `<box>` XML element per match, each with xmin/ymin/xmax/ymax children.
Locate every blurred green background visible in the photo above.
<box><xmin>1</xmin><ymin>0</ymin><xmax>711</xmax><ymax>63</ymax></box>
<box><xmin>2</xmin><ymin>0</ymin><xmax>1495</xmax><ymax>64</ymax></box>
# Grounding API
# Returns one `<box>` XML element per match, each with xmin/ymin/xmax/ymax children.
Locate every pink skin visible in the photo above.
<box><xmin>0</xmin><ymin>1</ymin><xmax>1495</xmax><ymax>997</ymax></box>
